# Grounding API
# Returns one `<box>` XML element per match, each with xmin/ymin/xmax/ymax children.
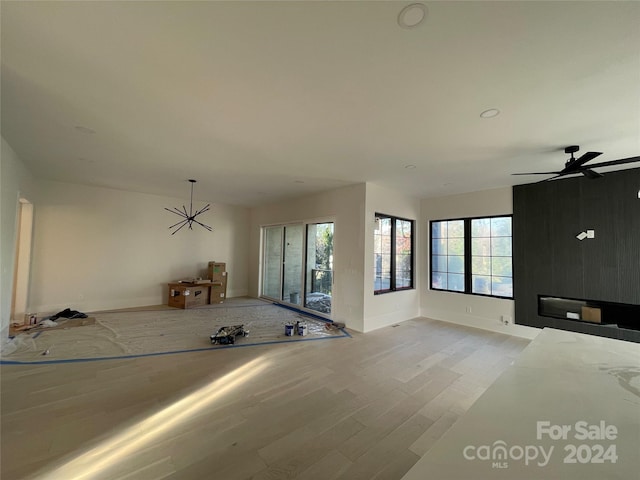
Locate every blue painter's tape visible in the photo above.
<box><xmin>0</xmin><ymin>331</ymin><xmax>349</xmax><ymax>366</ymax></box>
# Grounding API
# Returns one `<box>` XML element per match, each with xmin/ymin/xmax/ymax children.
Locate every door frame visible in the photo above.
<box><xmin>11</xmin><ymin>198</ymin><xmax>34</xmax><ymax>324</ymax></box>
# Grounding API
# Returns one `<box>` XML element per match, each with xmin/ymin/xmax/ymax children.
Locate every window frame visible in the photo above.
<box><xmin>429</xmin><ymin>214</ymin><xmax>513</xmax><ymax>299</ymax></box>
<box><xmin>374</xmin><ymin>213</ymin><xmax>415</xmax><ymax>295</ymax></box>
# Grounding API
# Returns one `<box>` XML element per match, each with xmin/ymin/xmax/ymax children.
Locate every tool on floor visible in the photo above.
<box><xmin>210</xmin><ymin>325</ymin><xmax>249</xmax><ymax>345</ymax></box>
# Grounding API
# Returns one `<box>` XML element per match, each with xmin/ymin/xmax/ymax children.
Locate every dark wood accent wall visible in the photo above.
<box><xmin>513</xmin><ymin>167</ymin><xmax>640</xmax><ymax>342</ymax></box>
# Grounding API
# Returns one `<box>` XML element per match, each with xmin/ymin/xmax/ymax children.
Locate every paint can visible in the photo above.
<box><xmin>285</xmin><ymin>324</ymin><xmax>294</xmax><ymax>336</ymax></box>
<box><xmin>297</xmin><ymin>322</ymin><xmax>308</xmax><ymax>336</ymax></box>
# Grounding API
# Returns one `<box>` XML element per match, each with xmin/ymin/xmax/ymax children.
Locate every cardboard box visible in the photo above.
<box><xmin>168</xmin><ymin>283</ymin><xmax>210</xmax><ymax>309</ymax></box>
<box><xmin>581</xmin><ymin>306</ymin><xmax>602</xmax><ymax>324</ymax></box>
<box><xmin>207</xmin><ymin>262</ymin><xmax>227</xmax><ymax>282</ymax></box>
<box><xmin>209</xmin><ymin>277</ymin><xmax>228</xmax><ymax>304</ymax></box>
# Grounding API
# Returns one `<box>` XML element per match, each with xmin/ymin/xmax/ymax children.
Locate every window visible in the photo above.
<box><xmin>374</xmin><ymin>214</ymin><xmax>414</xmax><ymax>293</ymax></box>
<box><xmin>430</xmin><ymin>215</ymin><xmax>513</xmax><ymax>298</ymax></box>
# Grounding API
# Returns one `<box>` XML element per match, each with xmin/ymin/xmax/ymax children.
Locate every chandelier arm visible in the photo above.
<box><xmin>171</xmin><ymin>207</ymin><xmax>188</xmax><ymax>217</ymax></box>
<box><xmin>170</xmin><ymin>219</ymin><xmax>190</xmax><ymax>235</ymax></box>
<box><xmin>168</xmin><ymin>218</ymin><xmax>188</xmax><ymax>229</ymax></box>
<box><xmin>165</xmin><ymin>207</ymin><xmax>187</xmax><ymax>218</ymax></box>
<box><xmin>191</xmin><ymin>218</ymin><xmax>212</xmax><ymax>231</ymax></box>
<box><xmin>193</xmin><ymin>204</ymin><xmax>211</xmax><ymax>217</ymax></box>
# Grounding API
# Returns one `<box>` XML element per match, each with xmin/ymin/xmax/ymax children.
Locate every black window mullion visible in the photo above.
<box><xmin>390</xmin><ymin>220</ymin><xmax>396</xmax><ymax>290</ymax></box>
<box><xmin>463</xmin><ymin>219</ymin><xmax>472</xmax><ymax>294</ymax></box>
<box><xmin>409</xmin><ymin>221</ymin><xmax>415</xmax><ymax>289</ymax></box>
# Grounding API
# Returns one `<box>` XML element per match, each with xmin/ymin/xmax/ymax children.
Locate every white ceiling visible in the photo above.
<box><xmin>2</xmin><ymin>1</ymin><xmax>639</xmax><ymax>206</ymax></box>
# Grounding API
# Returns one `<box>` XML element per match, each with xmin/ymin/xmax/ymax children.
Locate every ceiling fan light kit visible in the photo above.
<box><xmin>164</xmin><ymin>179</ymin><xmax>212</xmax><ymax>235</ymax></box>
<box><xmin>513</xmin><ymin>145</ymin><xmax>640</xmax><ymax>181</ymax></box>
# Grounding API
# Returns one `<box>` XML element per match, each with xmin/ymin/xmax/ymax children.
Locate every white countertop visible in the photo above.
<box><xmin>401</xmin><ymin>328</ymin><xmax>640</xmax><ymax>480</ymax></box>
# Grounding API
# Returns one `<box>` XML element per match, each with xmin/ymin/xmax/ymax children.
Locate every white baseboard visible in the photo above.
<box><xmin>363</xmin><ymin>308</ymin><xmax>421</xmax><ymax>333</ymax></box>
<box><xmin>420</xmin><ymin>307</ymin><xmax>540</xmax><ymax>340</ymax></box>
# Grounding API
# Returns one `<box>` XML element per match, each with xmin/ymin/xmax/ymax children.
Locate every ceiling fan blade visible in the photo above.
<box><xmin>582</xmin><ymin>169</ymin><xmax>604</xmax><ymax>179</ymax></box>
<box><xmin>512</xmin><ymin>172</ymin><xmax>561</xmax><ymax>176</ymax></box>
<box><xmin>533</xmin><ymin>174</ymin><xmax>564</xmax><ymax>184</ymax></box>
<box><xmin>561</xmin><ymin>151</ymin><xmax>603</xmax><ymax>173</ymax></box>
<box><xmin>586</xmin><ymin>156</ymin><xmax>640</xmax><ymax>169</ymax></box>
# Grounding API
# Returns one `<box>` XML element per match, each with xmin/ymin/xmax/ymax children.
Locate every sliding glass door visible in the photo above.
<box><xmin>262</xmin><ymin>224</ymin><xmax>303</xmax><ymax>305</ymax></box>
<box><xmin>261</xmin><ymin>221</ymin><xmax>334</xmax><ymax>317</ymax></box>
<box><xmin>305</xmin><ymin>222</ymin><xmax>334</xmax><ymax>315</ymax></box>
<box><xmin>262</xmin><ymin>226</ymin><xmax>283</xmax><ymax>300</ymax></box>
<box><xmin>283</xmin><ymin>224</ymin><xmax>303</xmax><ymax>306</ymax></box>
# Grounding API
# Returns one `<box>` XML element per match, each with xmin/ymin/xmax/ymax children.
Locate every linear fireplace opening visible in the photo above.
<box><xmin>538</xmin><ymin>295</ymin><xmax>640</xmax><ymax>331</ymax></box>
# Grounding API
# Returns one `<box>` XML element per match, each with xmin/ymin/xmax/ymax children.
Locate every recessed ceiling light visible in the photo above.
<box><xmin>75</xmin><ymin>125</ymin><xmax>96</xmax><ymax>134</ymax></box>
<box><xmin>404</xmin><ymin>164</ymin><xmax>417</xmax><ymax>169</ymax></box>
<box><xmin>480</xmin><ymin>109</ymin><xmax>500</xmax><ymax>118</ymax></box>
<box><xmin>398</xmin><ymin>3</ymin><xmax>427</xmax><ymax>29</ymax></box>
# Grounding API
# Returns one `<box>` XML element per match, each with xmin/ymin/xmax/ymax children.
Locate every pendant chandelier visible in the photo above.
<box><xmin>165</xmin><ymin>179</ymin><xmax>212</xmax><ymax>235</ymax></box>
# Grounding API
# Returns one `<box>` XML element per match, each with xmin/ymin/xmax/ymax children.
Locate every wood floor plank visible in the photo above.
<box><xmin>295</xmin><ymin>450</ymin><xmax>353</xmax><ymax>480</ymax></box>
<box><xmin>252</xmin><ymin>417</ymin><xmax>364</xmax><ymax>479</ymax></box>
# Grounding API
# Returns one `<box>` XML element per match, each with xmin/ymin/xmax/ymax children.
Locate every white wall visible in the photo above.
<box><xmin>249</xmin><ymin>183</ymin><xmax>366</xmax><ymax>331</ymax></box>
<box><xmin>249</xmin><ymin>182</ymin><xmax>424</xmax><ymax>333</ymax></box>
<box><xmin>29</xmin><ymin>180</ymin><xmax>250</xmax><ymax>314</ymax></box>
<box><xmin>364</xmin><ymin>183</ymin><xmax>421</xmax><ymax>332</ymax></box>
<box><xmin>1</xmin><ymin>137</ymin><xmax>37</xmax><ymax>344</ymax></box>
<box><xmin>421</xmin><ymin>187</ymin><xmax>538</xmax><ymax>339</ymax></box>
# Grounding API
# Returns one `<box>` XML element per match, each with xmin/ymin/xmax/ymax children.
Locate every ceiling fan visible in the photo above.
<box><xmin>513</xmin><ymin>146</ymin><xmax>640</xmax><ymax>181</ymax></box>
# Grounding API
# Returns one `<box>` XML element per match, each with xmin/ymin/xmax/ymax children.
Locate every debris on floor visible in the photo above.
<box><xmin>49</xmin><ymin>308</ymin><xmax>88</xmax><ymax>320</ymax></box>
<box><xmin>325</xmin><ymin>321</ymin><xmax>345</xmax><ymax>331</ymax></box>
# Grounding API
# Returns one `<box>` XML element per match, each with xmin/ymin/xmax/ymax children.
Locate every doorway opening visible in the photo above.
<box><xmin>11</xmin><ymin>198</ymin><xmax>34</xmax><ymax>325</ymax></box>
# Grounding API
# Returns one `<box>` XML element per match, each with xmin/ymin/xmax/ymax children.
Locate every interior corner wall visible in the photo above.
<box><xmin>29</xmin><ymin>180</ymin><xmax>250</xmax><ymax>315</ymax></box>
<box><xmin>248</xmin><ymin>183</ymin><xmax>367</xmax><ymax>332</ymax></box>
<box><xmin>1</xmin><ymin>137</ymin><xmax>37</xmax><ymax>343</ymax></box>
<box><xmin>420</xmin><ymin>187</ymin><xmax>538</xmax><ymax>340</ymax></box>
<box><xmin>363</xmin><ymin>183</ymin><xmax>421</xmax><ymax>332</ymax></box>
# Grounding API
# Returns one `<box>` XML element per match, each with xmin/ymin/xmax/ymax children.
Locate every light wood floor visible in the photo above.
<box><xmin>1</xmin><ymin>317</ymin><xmax>529</xmax><ymax>480</ymax></box>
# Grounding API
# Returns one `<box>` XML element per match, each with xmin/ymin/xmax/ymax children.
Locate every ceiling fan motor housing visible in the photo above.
<box><xmin>564</xmin><ymin>145</ymin><xmax>579</xmax><ymax>155</ymax></box>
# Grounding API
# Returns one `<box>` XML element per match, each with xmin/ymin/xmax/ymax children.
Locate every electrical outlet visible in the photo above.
<box><xmin>466</xmin><ymin>306</ymin><xmax>472</xmax><ymax>314</ymax></box>
<box><xmin>501</xmin><ymin>315</ymin><xmax>512</xmax><ymax>325</ymax></box>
